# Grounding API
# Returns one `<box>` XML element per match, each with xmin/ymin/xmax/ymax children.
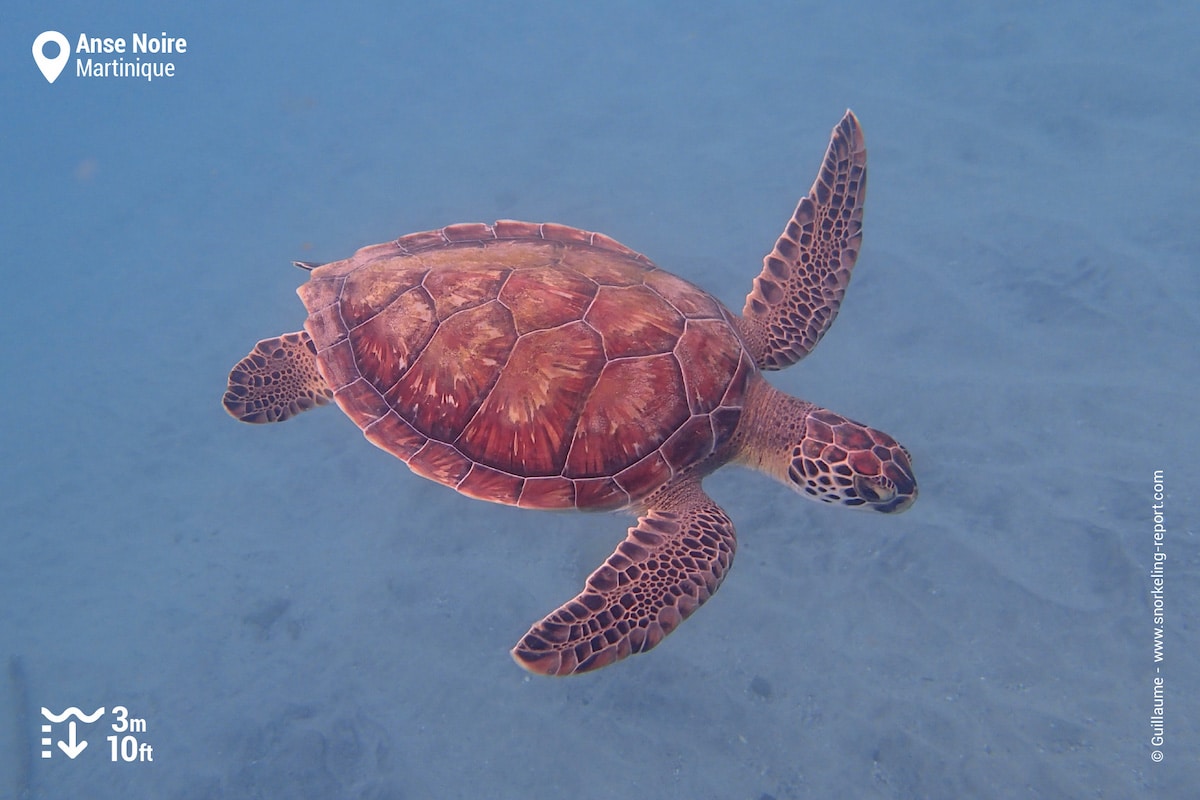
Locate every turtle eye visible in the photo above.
<box><xmin>852</xmin><ymin>475</ymin><xmax>896</xmax><ymax>504</ymax></box>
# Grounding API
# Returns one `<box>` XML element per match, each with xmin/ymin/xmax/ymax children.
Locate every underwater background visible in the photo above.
<box><xmin>2</xmin><ymin>1</ymin><xmax>1196</xmax><ymax>797</ymax></box>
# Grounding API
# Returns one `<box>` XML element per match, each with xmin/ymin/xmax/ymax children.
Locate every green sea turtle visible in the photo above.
<box><xmin>224</xmin><ymin>110</ymin><xmax>916</xmax><ymax>675</ymax></box>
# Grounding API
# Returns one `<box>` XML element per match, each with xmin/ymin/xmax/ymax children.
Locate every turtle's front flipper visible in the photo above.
<box><xmin>738</xmin><ymin>110</ymin><xmax>867</xmax><ymax>370</ymax></box>
<box><xmin>512</xmin><ymin>481</ymin><xmax>737</xmax><ymax>676</ymax></box>
<box><xmin>223</xmin><ymin>331</ymin><xmax>333</xmax><ymax>423</ymax></box>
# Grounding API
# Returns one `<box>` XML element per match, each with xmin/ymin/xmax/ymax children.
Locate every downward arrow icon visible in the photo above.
<box><xmin>57</xmin><ymin>721</ymin><xmax>87</xmax><ymax>759</ymax></box>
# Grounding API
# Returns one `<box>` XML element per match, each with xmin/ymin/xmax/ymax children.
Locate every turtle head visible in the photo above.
<box><xmin>786</xmin><ymin>408</ymin><xmax>917</xmax><ymax>513</ymax></box>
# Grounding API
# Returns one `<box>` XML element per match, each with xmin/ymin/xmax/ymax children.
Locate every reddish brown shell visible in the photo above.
<box><xmin>298</xmin><ymin>220</ymin><xmax>753</xmax><ymax>510</ymax></box>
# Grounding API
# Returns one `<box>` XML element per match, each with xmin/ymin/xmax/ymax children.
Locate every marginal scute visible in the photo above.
<box><xmin>310</xmin><ymin>338</ymin><xmax>359</xmax><ymax>391</ymax></box>
<box><xmin>334</xmin><ymin>377</ymin><xmax>387</xmax><ymax>428</ymax></box>
<box><xmin>572</xmin><ymin>477</ymin><xmax>629</xmax><ymax>510</ymax></box>
<box><xmin>457</xmin><ymin>463</ymin><xmax>524</xmax><ymax>504</ymax></box>
<box><xmin>394</xmin><ymin>229</ymin><xmax>447</xmax><ymax>253</ymax></box>
<box><xmin>442</xmin><ymin>222</ymin><xmax>495</xmax><ymax>242</ymax></box>
<box><xmin>296</xmin><ymin>273</ymin><xmax>344</xmax><ymax>312</ymax></box>
<box><xmin>303</xmin><ymin>299</ymin><xmax>349</xmax><ymax>347</ymax></box>
<box><xmin>539</xmin><ymin>222</ymin><xmax>592</xmax><ymax>245</ymax></box>
<box><xmin>362</xmin><ymin>411</ymin><xmax>427</xmax><ymax>462</ymax></box>
<box><xmin>407</xmin><ymin>440</ymin><xmax>472</xmax><ymax>486</ymax></box>
<box><xmin>518</xmin><ymin>475</ymin><xmax>576</xmax><ymax>509</ymax></box>
<box><xmin>492</xmin><ymin>219</ymin><xmax>542</xmax><ymax>239</ymax></box>
<box><xmin>660</xmin><ymin>414</ymin><xmax>717</xmax><ymax>470</ymax></box>
<box><xmin>613</xmin><ymin>451</ymin><xmax>674</xmax><ymax>500</ymax></box>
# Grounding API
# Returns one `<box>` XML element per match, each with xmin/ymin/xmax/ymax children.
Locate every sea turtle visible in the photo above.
<box><xmin>224</xmin><ymin>110</ymin><xmax>916</xmax><ymax>675</ymax></box>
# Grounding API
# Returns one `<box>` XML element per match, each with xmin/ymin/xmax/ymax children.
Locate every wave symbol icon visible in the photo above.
<box><xmin>41</xmin><ymin>706</ymin><xmax>105</xmax><ymax>723</ymax></box>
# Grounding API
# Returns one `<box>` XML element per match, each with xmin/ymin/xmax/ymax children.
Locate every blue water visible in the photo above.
<box><xmin>3</xmin><ymin>1</ymin><xmax>1197</xmax><ymax>797</ymax></box>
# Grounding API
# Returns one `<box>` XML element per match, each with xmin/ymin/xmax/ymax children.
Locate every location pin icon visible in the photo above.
<box><xmin>33</xmin><ymin>31</ymin><xmax>70</xmax><ymax>83</ymax></box>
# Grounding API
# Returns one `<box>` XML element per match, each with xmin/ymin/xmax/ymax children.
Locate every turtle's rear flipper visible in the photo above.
<box><xmin>223</xmin><ymin>331</ymin><xmax>333</xmax><ymax>423</ymax></box>
<box><xmin>511</xmin><ymin>480</ymin><xmax>737</xmax><ymax>675</ymax></box>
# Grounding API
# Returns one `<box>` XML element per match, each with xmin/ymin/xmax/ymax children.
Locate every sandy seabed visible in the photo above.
<box><xmin>3</xmin><ymin>2</ymin><xmax>1196</xmax><ymax>798</ymax></box>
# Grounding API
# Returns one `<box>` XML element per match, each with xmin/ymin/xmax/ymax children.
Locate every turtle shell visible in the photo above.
<box><xmin>298</xmin><ymin>220</ymin><xmax>753</xmax><ymax>510</ymax></box>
